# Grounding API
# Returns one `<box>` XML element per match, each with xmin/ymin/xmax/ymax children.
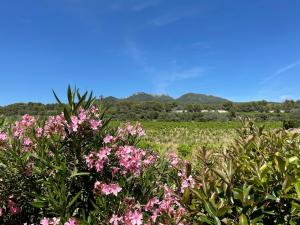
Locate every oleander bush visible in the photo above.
<box><xmin>1</xmin><ymin>87</ymin><xmax>300</xmax><ymax>225</ymax></box>
<box><xmin>0</xmin><ymin>87</ymin><xmax>188</xmax><ymax>225</ymax></box>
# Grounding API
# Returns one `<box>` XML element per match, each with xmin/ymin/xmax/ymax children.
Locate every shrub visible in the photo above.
<box><xmin>182</xmin><ymin>119</ymin><xmax>300</xmax><ymax>224</ymax></box>
<box><xmin>0</xmin><ymin>87</ymin><xmax>187</xmax><ymax>225</ymax></box>
<box><xmin>283</xmin><ymin>119</ymin><xmax>300</xmax><ymax>129</ymax></box>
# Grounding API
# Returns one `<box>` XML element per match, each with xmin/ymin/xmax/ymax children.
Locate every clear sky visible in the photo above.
<box><xmin>0</xmin><ymin>0</ymin><xmax>300</xmax><ymax>105</ymax></box>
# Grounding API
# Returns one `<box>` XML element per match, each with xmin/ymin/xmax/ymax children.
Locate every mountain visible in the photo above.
<box><xmin>125</xmin><ymin>92</ymin><xmax>174</xmax><ymax>102</ymax></box>
<box><xmin>103</xmin><ymin>96</ymin><xmax>119</xmax><ymax>102</ymax></box>
<box><xmin>176</xmin><ymin>93</ymin><xmax>229</xmax><ymax>104</ymax></box>
<box><xmin>103</xmin><ymin>92</ymin><xmax>229</xmax><ymax>104</ymax></box>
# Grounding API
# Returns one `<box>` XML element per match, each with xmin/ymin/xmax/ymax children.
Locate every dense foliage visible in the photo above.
<box><xmin>0</xmin><ymin>87</ymin><xmax>300</xmax><ymax>225</ymax></box>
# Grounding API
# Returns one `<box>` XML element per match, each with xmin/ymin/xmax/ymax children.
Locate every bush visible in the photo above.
<box><xmin>283</xmin><ymin>119</ymin><xmax>300</xmax><ymax>129</ymax></box>
<box><xmin>0</xmin><ymin>87</ymin><xmax>188</xmax><ymax>225</ymax></box>
<box><xmin>181</xmin><ymin>119</ymin><xmax>300</xmax><ymax>224</ymax></box>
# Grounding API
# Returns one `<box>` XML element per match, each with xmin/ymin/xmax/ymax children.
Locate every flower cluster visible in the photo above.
<box><xmin>40</xmin><ymin>217</ymin><xmax>78</xmax><ymax>225</ymax></box>
<box><xmin>117</xmin><ymin>122</ymin><xmax>145</xmax><ymax>140</ymax></box>
<box><xmin>68</xmin><ymin>107</ymin><xmax>102</xmax><ymax>133</ymax></box>
<box><xmin>40</xmin><ymin>217</ymin><xmax>61</xmax><ymax>225</ymax></box>
<box><xmin>85</xmin><ymin>147</ymin><xmax>111</xmax><ymax>172</ymax></box>
<box><xmin>44</xmin><ymin>113</ymin><xmax>66</xmax><ymax>139</ymax></box>
<box><xmin>0</xmin><ymin>196</ymin><xmax>22</xmax><ymax>219</ymax></box>
<box><xmin>108</xmin><ymin>185</ymin><xmax>186</xmax><ymax>225</ymax></box>
<box><xmin>94</xmin><ymin>181</ymin><xmax>122</xmax><ymax>196</ymax></box>
<box><xmin>0</xmin><ymin>131</ymin><xmax>8</xmax><ymax>146</ymax></box>
<box><xmin>13</xmin><ymin>114</ymin><xmax>36</xmax><ymax>139</ymax></box>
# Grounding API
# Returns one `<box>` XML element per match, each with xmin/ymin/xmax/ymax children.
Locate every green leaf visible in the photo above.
<box><xmin>67</xmin><ymin>191</ymin><xmax>81</xmax><ymax>209</ymax></box>
<box><xmin>52</xmin><ymin>89</ymin><xmax>62</xmax><ymax>105</ymax></box>
<box><xmin>239</xmin><ymin>214</ymin><xmax>248</xmax><ymax>225</ymax></box>
<box><xmin>70</xmin><ymin>172</ymin><xmax>90</xmax><ymax>178</ymax></box>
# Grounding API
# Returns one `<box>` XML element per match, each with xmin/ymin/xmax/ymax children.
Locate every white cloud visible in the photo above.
<box><xmin>131</xmin><ymin>0</ymin><xmax>160</xmax><ymax>11</ymax></box>
<box><xmin>262</xmin><ymin>59</ymin><xmax>300</xmax><ymax>84</ymax></box>
<box><xmin>150</xmin><ymin>9</ymin><xmax>198</xmax><ymax>26</ymax></box>
<box><xmin>279</xmin><ymin>94</ymin><xmax>292</xmax><ymax>101</ymax></box>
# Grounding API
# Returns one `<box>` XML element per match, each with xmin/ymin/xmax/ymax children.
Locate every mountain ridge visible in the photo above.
<box><xmin>104</xmin><ymin>92</ymin><xmax>230</xmax><ymax>104</ymax></box>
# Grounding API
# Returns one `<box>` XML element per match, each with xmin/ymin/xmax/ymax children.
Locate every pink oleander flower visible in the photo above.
<box><xmin>103</xmin><ymin>135</ymin><xmax>114</xmax><ymax>144</ymax></box>
<box><xmin>94</xmin><ymin>182</ymin><xmax>122</xmax><ymax>196</ymax></box>
<box><xmin>44</xmin><ymin>113</ymin><xmax>66</xmax><ymax>139</ymax></box>
<box><xmin>129</xmin><ymin>210</ymin><xmax>143</xmax><ymax>225</ymax></box>
<box><xmin>116</xmin><ymin>145</ymin><xmax>145</xmax><ymax>175</ymax></box>
<box><xmin>0</xmin><ymin>207</ymin><xmax>3</xmax><ymax>217</ymax></box>
<box><xmin>40</xmin><ymin>217</ymin><xmax>49</xmax><ymax>225</ymax></box>
<box><xmin>23</xmin><ymin>137</ymin><xmax>32</xmax><ymax>146</ymax></box>
<box><xmin>35</xmin><ymin>127</ymin><xmax>43</xmax><ymax>138</ymax></box>
<box><xmin>40</xmin><ymin>217</ymin><xmax>61</xmax><ymax>225</ymax></box>
<box><xmin>109</xmin><ymin>214</ymin><xmax>123</xmax><ymax>225</ymax></box>
<box><xmin>78</xmin><ymin>109</ymin><xmax>87</xmax><ymax>123</ymax></box>
<box><xmin>64</xmin><ymin>218</ymin><xmax>79</xmax><ymax>225</ymax></box>
<box><xmin>90</xmin><ymin>119</ymin><xmax>102</xmax><ymax>130</ymax></box>
<box><xmin>85</xmin><ymin>147</ymin><xmax>111</xmax><ymax>172</ymax></box>
<box><xmin>181</xmin><ymin>175</ymin><xmax>196</xmax><ymax>193</ymax></box>
<box><xmin>21</xmin><ymin>114</ymin><xmax>36</xmax><ymax>127</ymax></box>
<box><xmin>70</xmin><ymin>116</ymin><xmax>79</xmax><ymax>132</ymax></box>
<box><xmin>166</xmin><ymin>152</ymin><xmax>180</xmax><ymax>166</ymax></box>
<box><xmin>9</xmin><ymin>206</ymin><xmax>21</xmax><ymax>215</ymax></box>
<box><xmin>52</xmin><ymin>217</ymin><xmax>61</xmax><ymax>225</ymax></box>
<box><xmin>145</xmin><ymin>197</ymin><xmax>160</xmax><ymax>211</ymax></box>
<box><xmin>0</xmin><ymin>132</ymin><xmax>8</xmax><ymax>142</ymax></box>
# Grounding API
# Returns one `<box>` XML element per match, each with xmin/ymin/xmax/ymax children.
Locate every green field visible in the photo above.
<box><xmin>137</xmin><ymin>121</ymin><xmax>282</xmax><ymax>158</ymax></box>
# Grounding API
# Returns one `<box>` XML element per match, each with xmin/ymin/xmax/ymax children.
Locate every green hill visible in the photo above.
<box><xmin>176</xmin><ymin>93</ymin><xmax>229</xmax><ymax>104</ymax></box>
<box><xmin>125</xmin><ymin>92</ymin><xmax>174</xmax><ymax>102</ymax></box>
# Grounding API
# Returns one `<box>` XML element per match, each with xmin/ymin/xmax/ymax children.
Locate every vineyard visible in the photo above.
<box><xmin>0</xmin><ymin>88</ymin><xmax>300</xmax><ymax>225</ymax></box>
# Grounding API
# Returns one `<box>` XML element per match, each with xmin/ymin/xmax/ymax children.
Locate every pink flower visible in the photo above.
<box><xmin>181</xmin><ymin>175</ymin><xmax>195</xmax><ymax>193</ymax></box>
<box><xmin>78</xmin><ymin>110</ymin><xmax>87</xmax><ymax>123</ymax></box>
<box><xmin>130</xmin><ymin>210</ymin><xmax>143</xmax><ymax>225</ymax></box>
<box><xmin>110</xmin><ymin>183</ymin><xmax>122</xmax><ymax>196</ymax></box>
<box><xmin>0</xmin><ymin>132</ymin><xmax>8</xmax><ymax>142</ymax></box>
<box><xmin>103</xmin><ymin>135</ymin><xmax>114</xmax><ymax>144</ymax></box>
<box><xmin>90</xmin><ymin>119</ymin><xmax>102</xmax><ymax>130</ymax></box>
<box><xmin>64</xmin><ymin>218</ymin><xmax>79</xmax><ymax>225</ymax></box>
<box><xmin>9</xmin><ymin>206</ymin><xmax>21</xmax><ymax>215</ymax></box>
<box><xmin>70</xmin><ymin>116</ymin><xmax>79</xmax><ymax>132</ymax></box>
<box><xmin>109</xmin><ymin>214</ymin><xmax>123</xmax><ymax>225</ymax></box>
<box><xmin>44</xmin><ymin>113</ymin><xmax>66</xmax><ymax>139</ymax></box>
<box><xmin>0</xmin><ymin>208</ymin><xmax>4</xmax><ymax>217</ymax></box>
<box><xmin>40</xmin><ymin>218</ymin><xmax>49</xmax><ymax>225</ymax></box>
<box><xmin>52</xmin><ymin>217</ymin><xmax>61</xmax><ymax>225</ymax></box>
<box><xmin>35</xmin><ymin>127</ymin><xmax>43</xmax><ymax>138</ymax></box>
<box><xmin>23</xmin><ymin>138</ymin><xmax>32</xmax><ymax>146</ymax></box>
<box><xmin>94</xmin><ymin>182</ymin><xmax>122</xmax><ymax>196</ymax></box>
<box><xmin>145</xmin><ymin>197</ymin><xmax>160</xmax><ymax>211</ymax></box>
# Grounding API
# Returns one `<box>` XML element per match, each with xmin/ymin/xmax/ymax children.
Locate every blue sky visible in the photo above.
<box><xmin>1</xmin><ymin>0</ymin><xmax>300</xmax><ymax>105</ymax></box>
